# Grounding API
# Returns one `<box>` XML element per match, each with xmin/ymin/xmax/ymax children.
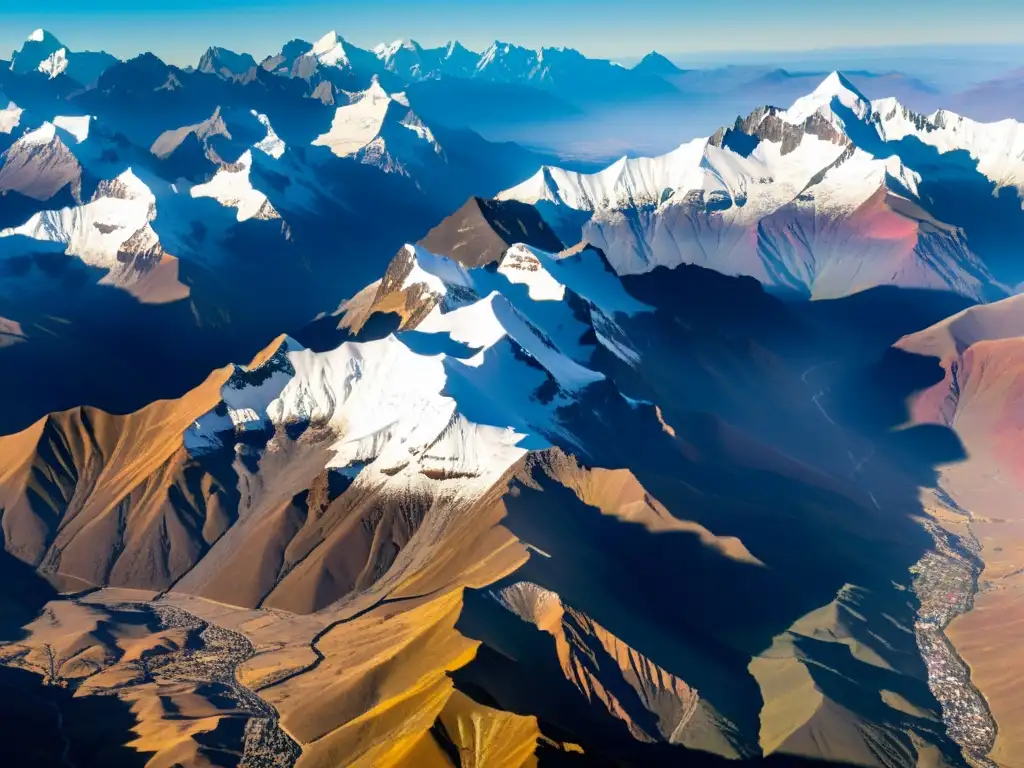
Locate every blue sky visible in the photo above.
<box><xmin>4</xmin><ymin>0</ymin><xmax>1024</xmax><ymax>66</ymax></box>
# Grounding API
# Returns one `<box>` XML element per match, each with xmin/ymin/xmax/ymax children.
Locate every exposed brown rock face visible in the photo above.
<box><xmin>309</xmin><ymin>81</ymin><xmax>337</xmax><ymax>105</ymax></box>
<box><xmin>0</xmin><ymin>365</ymin><xmax>235</xmax><ymax>589</ymax></box>
<box><xmin>708</xmin><ymin>106</ymin><xmax>850</xmax><ymax>158</ymax></box>
<box><xmin>0</xmin><ymin>133</ymin><xmax>84</xmax><ymax>202</ymax></box>
<box><xmin>0</xmin><ymin>324</ymin><xmax>965</xmax><ymax>766</ymax></box>
<box><xmin>418</xmin><ymin>196</ymin><xmax>564</xmax><ymax>268</ymax></box>
<box><xmin>150</xmin><ymin>107</ymin><xmax>232</xmax><ymax>159</ymax></box>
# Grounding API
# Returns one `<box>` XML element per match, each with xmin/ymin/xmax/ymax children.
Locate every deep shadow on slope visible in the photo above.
<box><xmin>0</xmin><ymin>667</ymin><xmax>151</xmax><ymax>768</ymax></box>
<box><xmin>0</xmin><ymin>551</ymin><xmax>151</xmax><ymax>767</ymax></box>
<box><xmin>453</xmin><ymin>591</ymin><xmax>879</xmax><ymax>768</ymax></box>
<box><xmin>0</xmin><ymin>178</ymin><xmax>439</xmax><ymax>436</ymax></box>
<box><xmin>293</xmin><ymin>309</ymin><xmax>402</xmax><ymax>353</ymax></box>
<box><xmin>609</xmin><ymin>266</ymin><xmax>975</xmax><ymax>479</ymax></box>
<box><xmin>447</xmin><ymin>277</ymin><xmax>972</xmax><ymax>762</ymax></box>
<box><xmin>0</xmin><ymin>254</ymin><xmax>237</xmax><ymax>435</ymax></box>
<box><xmin>791</xmin><ymin>286</ymin><xmax>977</xmax><ymax>361</ymax></box>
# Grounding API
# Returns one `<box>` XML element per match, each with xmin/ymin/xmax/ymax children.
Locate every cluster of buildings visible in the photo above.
<box><xmin>911</xmin><ymin>522</ymin><xmax>995</xmax><ymax>765</ymax></box>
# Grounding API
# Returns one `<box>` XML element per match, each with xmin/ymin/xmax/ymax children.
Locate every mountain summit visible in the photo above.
<box><xmin>499</xmin><ymin>71</ymin><xmax>1021</xmax><ymax>300</ymax></box>
<box><xmin>311</xmin><ymin>77</ymin><xmax>443</xmax><ymax>173</ymax></box>
<box><xmin>632</xmin><ymin>51</ymin><xmax>685</xmax><ymax>77</ymax></box>
<box><xmin>196</xmin><ymin>46</ymin><xmax>257</xmax><ymax>79</ymax></box>
<box><xmin>785</xmin><ymin>70</ymin><xmax>872</xmax><ymax>124</ymax></box>
<box><xmin>10</xmin><ymin>28</ymin><xmax>118</xmax><ymax>85</ymax></box>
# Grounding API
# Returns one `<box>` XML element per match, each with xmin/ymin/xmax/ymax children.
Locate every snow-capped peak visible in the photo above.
<box><xmin>498</xmin><ymin>244</ymin><xmax>566</xmax><ymax>301</ymax></box>
<box><xmin>10</xmin><ymin>28</ymin><xmax>116</xmax><ymax>84</ymax></box>
<box><xmin>444</xmin><ymin>40</ymin><xmax>467</xmax><ymax>57</ymax></box>
<box><xmin>362</xmin><ymin>74</ymin><xmax>389</xmax><ymax>101</ymax></box>
<box><xmin>19</xmin><ymin>122</ymin><xmax>58</xmax><ymax>146</ymax></box>
<box><xmin>11</xmin><ymin>29</ymin><xmax>64</xmax><ymax>76</ymax></box>
<box><xmin>476</xmin><ymin>40</ymin><xmax>533</xmax><ymax>73</ymax></box>
<box><xmin>869</xmin><ymin>99</ymin><xmax>1024</xmax><ymax>194</ymax></box>
<box><xmin>498</xmin><ymin>136</ymin><xmax>714</xmax><ymax>211</ymax></box>
<box><xmin>312</xmin><ymin>30</ymin><xmax>340</xmax><ymax>55</ymax></box>
<box><xmin>815</xmin><ymin>71</ymin><xmax>866</xmax><ymax>101</ymax></box>
<box><xmin>311</xmin><ymin>78</ymin><xmax>441</xmax><ymax>169</ymax></box>
<box><xmin>311</xmin><ymin>30</ymin><xmax>349</xmax><ymax>67</ymax></box>
<box><xmin>398</xmin><ymin>243</ymin><xmax>474</xmax><ymax>298</ymax></box>
<box><xmin>27</xmin><ymin>29</ymin><xmax>54</xmax><ymax>43</ymax></box>
<box><xmin>103</xmin><ymin>167</ymin><xmax>154</xmax><ymax>202</ymax></box>
<box><xmin>374</xmin><ymin>38</ymin><xmax>420</xmax><ymax>58</ymax></box>
<box><xmin>183</xmin><ymin>331</ymin><xmax>547</xmax><ymax>492</ymax></box>
<box><xmin>312</xmin><ymin>79</ymin><xmax>396</xmax><ymax>157</ymax></box>
<box><xmin>785</xmin><ymin>70</ymin><xmax>870</xmax><ymax>125</ymax></box>
<box><xmin>388</xmin><ymin>240</ymin><xmax>645</xmax><ymax>369</ymax></box>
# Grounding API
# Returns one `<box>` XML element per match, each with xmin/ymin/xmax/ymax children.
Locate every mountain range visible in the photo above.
<box><xmin>500</xmin><ymin>72</ymin><xmax>1024</xmax><ymax>301</ymax></box>
<box><xmin>1</xmin><ymin>24</ymin><xmax>1024</xmax><ymax>768</ymax></box>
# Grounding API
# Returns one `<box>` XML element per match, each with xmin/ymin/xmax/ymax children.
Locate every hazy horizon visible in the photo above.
<box><xmin>5</xmin><ymin>0</ymin><xmax>1024</xmax><ymax>68</ymax></box>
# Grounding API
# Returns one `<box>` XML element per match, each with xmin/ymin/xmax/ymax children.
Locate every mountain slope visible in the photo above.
<box><xmin>311</xmin><ymin>78</ymin><xmax>442</xmax><ymax>174</ymax></box>
<box><xmin>632</xmin><ymin>51</ymin><xmax>686</xmax><ymax>78</ymax></box>
<box><xmin>0</xmin><ymin>29</ymin><xmax>1014</xmax><ymax>768</ymax></box>
<box><xmin>888</xmin><ymin>295</ymin><xmax>1024</xmax><ymax>765</ymax></box>
<box><xmin>499</xmin><ymin>72</ymin><xmax>1018</xmax><ymax>301</ymax></box>
<box><xmin>9</xmin><ymin>29</ymin><xmax>118</xmax><ymax>86</ymax></box>
<box><xmin>0</xmin><ymin>236</ymin><xmax>967</xmax><ymax>765</ymax></box>
<box><xmin>0</xmin><ymin>45</ymin><xmax>572</xmax><ymax>435</ymax></box>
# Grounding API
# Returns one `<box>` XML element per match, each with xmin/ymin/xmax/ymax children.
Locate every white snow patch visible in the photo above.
<box><xmin>399</xmin><ymin>243</ymin><xmax>475</xmax><ymax>296</ymax></box>
<box><xmin>418</xmin><ymin>291</ymin><xmax>604</xmax><ymax>390</ymax></box>
<box><xmin>311</xmin><ymin>79</ymin><xmax>393</xmax><ymax>157</ymax></box>
<box><xmin>190</xmin><ymin>150</ymin><xmax>278</xmax><ymax>222</ymax></box>
<box><xmin>18</xmin><ymin>122</ymin><xmax>57</xmax><ymax>146</ymax></box>
<box><xmin>498</xmin><ymin>243</ymin><xmax>565</xmax><ymax>301</ymax></box>
<box><xmin>53</xmin><ymin>114</ymin><xmax>91</xmax><ymax>143</ymax></box>
<box><xmin>0</xmin><ymin>100</ymin><xmax>23</xmax><ymax>134</ymax></box>
<box><xmin>38</xmin><ymin>48</ymin><xmax>68</xmax><ymax>78</ymax></box>
<box><xmin>540</xmin><ymin>246</ymin><xmax>651</xmax><ymax>317</ymax></box>
<box><xmin>795</xmin><ymin>148</ymin><xmax>921</xmax><ymax>213</ymax></box>
<box><xmin>250</xmin><ymin>111</ymin><xmax>285</xmax><ymax>159</ymax></box>
<box><xmin>0</xmin><ymin>169</ymin><xmax>157</xmax><ymax>269</ymax></box>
